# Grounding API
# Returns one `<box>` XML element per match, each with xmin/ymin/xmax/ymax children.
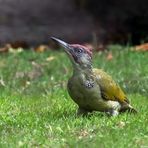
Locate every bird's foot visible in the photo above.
<box><xmin>107</xmin><ymin>109</ymin><xmax>119</xmax><ymax>117</ymax></box>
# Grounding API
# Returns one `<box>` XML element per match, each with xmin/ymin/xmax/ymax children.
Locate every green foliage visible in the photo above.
<box><xmin>0</xmin><ymin>47</ymin><xmax>148</xmax><ymax>147</ymax></box>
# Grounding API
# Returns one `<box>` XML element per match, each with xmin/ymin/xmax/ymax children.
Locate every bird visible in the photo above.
<box><xmin>51</xmin><ymin>37</ymin><xmax>137</xmax><ymax>116</ymax></box>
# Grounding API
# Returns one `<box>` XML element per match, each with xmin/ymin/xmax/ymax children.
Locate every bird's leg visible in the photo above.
<box><xmin>111</xmin><ymin>110</ymin><xmax>119</xmax><ymax>116</ymax></box>
<box><xmin>107</xmin><ymin>109</ymin><xmax>119</xmax><ymax>117</ymax></box>
<box><xmin>77</xmin><ymin>107</ymin><xmax>92</xmax><ymax>116</ymax></box>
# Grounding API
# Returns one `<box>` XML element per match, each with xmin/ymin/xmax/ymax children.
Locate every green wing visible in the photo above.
<box><xmin>93</xmin><ymin>68</ymin><xmax>129</xmax><ymax>103</ymax></box>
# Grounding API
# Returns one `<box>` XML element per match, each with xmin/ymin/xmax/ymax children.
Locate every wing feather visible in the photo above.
<box><xmin>93</xmin><ymin>68</ymin><xmax>129</xmax><ymax>103</ymax></box>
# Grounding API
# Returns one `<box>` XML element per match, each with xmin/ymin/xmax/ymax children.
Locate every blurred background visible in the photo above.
<box><xmin>0</xmin><ymin>0</ymin><xmax>148</xmax><ymax>46</ymax></box>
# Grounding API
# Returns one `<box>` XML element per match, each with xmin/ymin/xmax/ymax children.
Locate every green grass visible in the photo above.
<box><xmin>0</xmin><ymin>46</ymin><xmax>148</xmax><ymax>147</ymax></box>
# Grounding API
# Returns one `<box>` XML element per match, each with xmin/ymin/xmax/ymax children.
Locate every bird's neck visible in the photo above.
<box><xmin>73</xmin><ymin>64</ymin><xmax>93</xmax><ymax>77</ymax></box>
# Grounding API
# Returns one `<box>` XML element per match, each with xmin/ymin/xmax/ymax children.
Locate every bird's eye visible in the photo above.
<box><xmin>77</xmin><ymin>48</ymin><xmax>83</xmax><ymax>53</ymax></box>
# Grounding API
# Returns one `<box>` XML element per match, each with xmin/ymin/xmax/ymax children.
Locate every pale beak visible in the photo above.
<box><xmin>50</xmin><ymin>37</ymin><xmax>70</xmax><ymax>50</ymax></box>
<box><xmin>51</xmin><ymin>37</ymin><xmax>75</xmax><ymax>62</ymax></box>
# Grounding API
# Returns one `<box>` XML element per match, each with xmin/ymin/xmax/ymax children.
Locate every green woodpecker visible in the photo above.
<box><xmin>51</xmin><ymin>37</ymin><xmax>137</xmax><ymax>116</ymax></box>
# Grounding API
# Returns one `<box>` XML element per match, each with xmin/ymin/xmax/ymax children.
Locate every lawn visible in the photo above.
<box><xmin>0</xmin><ymin>45</ymin><xmax>148</xmax><ymax>147</ymax></box>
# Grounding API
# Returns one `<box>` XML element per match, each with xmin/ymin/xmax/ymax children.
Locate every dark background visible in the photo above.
<box><xmin>0</xmin><ymin>0</ymin><xmax>148</xmax><ymax>46</ymax></box>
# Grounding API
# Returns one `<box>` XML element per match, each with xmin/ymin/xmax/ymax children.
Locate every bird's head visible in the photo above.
<box><xmin>51</xmin><ymin>37</ymin><xmax>93</xmax><ymax>69</ymax></box>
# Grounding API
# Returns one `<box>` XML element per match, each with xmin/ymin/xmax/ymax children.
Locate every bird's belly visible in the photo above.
<box><xmin>67</xmin><ymin>79</ymin><xmax>110</xmax><ymax>111</ymax></box>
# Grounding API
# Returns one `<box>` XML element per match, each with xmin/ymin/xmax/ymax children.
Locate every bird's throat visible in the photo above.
<box><xmin>73</xmin><ymin>63</ymin><xmax>93</xmax><ymax>78</ymax></box>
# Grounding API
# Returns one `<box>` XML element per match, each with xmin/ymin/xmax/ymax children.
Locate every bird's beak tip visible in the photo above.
<box><xmin>50</xmin><ymin>36</ymin><xmax>68</xmax><ymax>49</ymax></box>
<box><xmin>50</xmin><ymin>36</ymin><xmax>57</xmax><ymax>41</ymax></box>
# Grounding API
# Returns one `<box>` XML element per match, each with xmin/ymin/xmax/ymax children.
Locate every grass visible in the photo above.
<box><xmin>0</xmin><ymin>45</ymin><xmax>148</xmax><ymax>147</ymax></box>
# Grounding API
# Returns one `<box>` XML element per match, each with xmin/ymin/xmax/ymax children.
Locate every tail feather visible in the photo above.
<box><xmin>120</xmin><ymin>104</ymin><xmax>138</xmax><ymax>114</ymax></box>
